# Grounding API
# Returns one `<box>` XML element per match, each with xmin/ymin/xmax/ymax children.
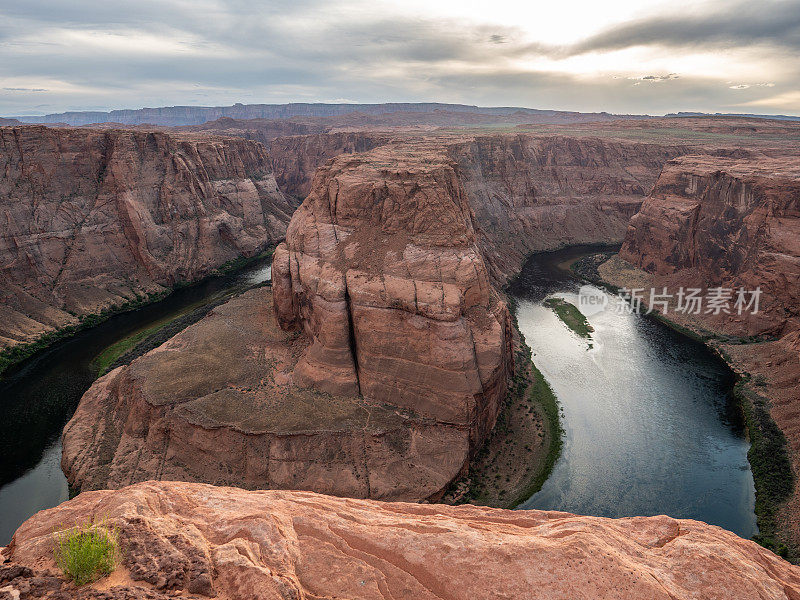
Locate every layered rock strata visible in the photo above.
<box><xmin>450</xmin><ymin>134</ymin><xmax>693</xmax><ymax>281</ymax></box>
<box><xmin>610</xmin><ymin>154</ymin><xmax>800</xmax><ymax>549</ymax></box>
<box><xmin>63</xmin><ymin>132</ymin><xmax>712</xmax><ymax>500</ymax></box>
<box><xmin>0</xmin><ymin>126</ymin><xmax>296</xmax><ymax>348</ymax></box>
<box><xmin>272</xmin><ymin>142</ymin><xmax>514</xmax><ymax>444</ymax></box>
<box><xmin>620</xmin><ymin>155</ymin><xmax>800</xmax><ymax>336</ymax></box>
<box><xmin>62</xmin><ymin>287</ymin><xmax>468</xmax><ymax>500</ymax></box>
<box><xmin>64</xmin><ymin>140</ymin><xmax>515</xmax><ymax>501</ymax></box>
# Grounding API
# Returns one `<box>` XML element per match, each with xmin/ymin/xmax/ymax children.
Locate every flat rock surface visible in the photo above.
<box><xmin>5</xmin><ymin>481</ymin><xmax>800</xmax><ymax>600</ymax></box>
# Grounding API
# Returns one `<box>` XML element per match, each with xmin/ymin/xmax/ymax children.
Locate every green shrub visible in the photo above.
<box><xmin>53</xmin><ymin>520</ymin><xmax>120</xmax><ymax>585</ymax></box>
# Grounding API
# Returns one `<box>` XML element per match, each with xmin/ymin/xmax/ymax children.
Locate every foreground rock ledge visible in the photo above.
<box><xmin>3</xmin><ymin>481</ymin><xmax>799</xmax><ymax>600</ymax></box>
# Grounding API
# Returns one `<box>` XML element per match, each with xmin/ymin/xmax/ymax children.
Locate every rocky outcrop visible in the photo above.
<box><xmin>0</xmin><ymin>126</ymin><xmax>297</xmax><ymax>348</ymax></box>
<box><xmin>63</xmin><ymin>139</ymin><xmax>517</xmax><ymax>502</ymax></box>
<box><xmin>272</xmin><ymin>141</ymin><xmax>513</xmax><ymax>451</ymax></box>
<box><xmin>4</xmin><ymin>481</ymin><xmax>800</xmax><ymax>599</ymax></box>
<box><xmin>62</xmin><ymin>287</ymin><xmax>468</xmax><ymax>500</ymax></box>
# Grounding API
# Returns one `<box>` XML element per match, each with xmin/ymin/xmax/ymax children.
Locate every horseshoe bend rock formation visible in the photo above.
<box><xmin>4</xmin><ymin>481</ymin><xmax>800</xmax><ymax>600</ymax></box>
<box><xmin>272</xmin><ymin>142</ymin><xmax>513</xmax><ymax>430</ymax></box>
<box><xmin>62</xmin><ymin>287</ymin><xmax>471</xmax><ymax>500</ymax></box>
<box><xmin>0</xmin><ymin>125</ymin><xmax>296</xmax><ymax>349</ymax></box>
<box><xmin>62</xmin><ymin>131</ymin><xmax>705</xmax><ymax>500</ymax></box>
<box><xmin>63</xmin><ymin>141</ymin><xmax>514</xmax><ymax>501</ymax></box>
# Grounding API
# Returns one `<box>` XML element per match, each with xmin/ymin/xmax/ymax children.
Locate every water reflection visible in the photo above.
<box><xmin>512</xmin><ymin>248</ymin><xmax>756</xmax><ymax>537</ymax></box>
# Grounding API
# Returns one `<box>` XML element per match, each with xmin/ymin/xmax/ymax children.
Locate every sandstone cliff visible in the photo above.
<box><xmin>62</xmin><ymin>287</ymin><xmax>469</xmax><ymax>500</ymax></box>
<box><xmin>0</xmin><ymin>126</ymin><xmax>297</xmax><ymax>348</ymax></box>
<box><xmin>273</xmin><ymin>142</ymin><xmax>513</xmax><ymax>440</ymax></box>
<box><xmin>63</xmin><ymin>139</ymin><xmax>515</xmax><ymax>502</ymax></box>
<box><xmin>268</xmin><ymin>132</ymin><xmax>697</xmax><ymax>283</ymax></box>
<box><xmin>621</xmin><ymin>154</ymin><xmax>800</xmax><ymax>336</ymax></box>
<box><xmin>61</xmin><ymin>131</ymin><xmax>703</xmax><ymax>501</ymax></box>
<box><xmin>451</xmin><ymin>134</ymin><xmax>692</xmax><ymax>281</ymax></box>
<box><xmin>268</xmin><ymin>131</ymin><xmax>390</xmax><ymax>199</ymax></box>
<box><xmin>4</xmin><ymin>481</ymin><xmax>800</xmax><ymax>599</ymax></box>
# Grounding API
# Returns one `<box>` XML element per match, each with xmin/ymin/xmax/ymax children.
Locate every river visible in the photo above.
<box><xmin>511</xmin><ymin>246</ymin><xmax>757</xmax><ymax>537</ymax></box>
<box><xmin>0</xmin><ymin>259</ymin><xmax>271</xmax><ymax>544</ymax></box>
<box><xmin>0</xmin><ymin>246</ymin><xmax>757</xmax><ymax>543</ymax></box>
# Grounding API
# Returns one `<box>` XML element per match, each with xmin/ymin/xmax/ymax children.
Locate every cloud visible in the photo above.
<box><xmin>628</xmin><ymin>73</ymin><xmax>680</xmax><ymax>82</ymax></box>
<box><xmin>0</xmin><ymin>0</ymin><xmax>798</xmax><ymax>116</ymax></box>
<box><xmin>565</xmin><ymin>0</ymin><xmax>800</xmax><ymax>55</ymax></box>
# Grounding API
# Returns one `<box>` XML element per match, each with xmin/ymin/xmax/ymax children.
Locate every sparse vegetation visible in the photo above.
<box><xmin>736</xmin><ymin>377</ymin><xmax>796</xmax><ymax>560</ymax></box>
<box><xmin>0</xmin><ymin>248</ymin><xmax>276</xmax><ymax>379</ymax></box>
<box><xmin>544</xmin><ymin>297</ymin><xmax>594</xmax><ymax>339</ymax></box>
<box><xmin>442</xmin><ymin>293</ymin><xmax>563</xmax><ymax>508</ymax></box>
<box><xmin>0</xmin><ymin>290</ymin><xmax>168</xmax><ymax>379</ymax></box>
<box><xmin>53</xmin><ymin>520</ymin><xmax>120</xmax><ymax>585</ymax></box>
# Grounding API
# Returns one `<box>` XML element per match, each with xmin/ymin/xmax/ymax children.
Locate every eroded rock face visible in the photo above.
<box><xmin>63</xmin><ymin>131</ymin><xmax>699</xmax><ymax>502</ymax></box>
<box><xmin>613</xmin><ymin>154</ymin><xmax>800</xmax><ymax>551</ymax></box>
<box><xmin>451</xmin><ymin>135</ymin><xmax>693</xmax><ymax>282</ymax></box>
<box><xmin>0</xmin><ymin>126</ymin><xmax>297</xmax><ymax>348</ymax></box>
<box><xmin>272</xmin><ymin>142</ymin><xmax>513</xmax><ymax>448</ymax></box>
<box><xmin>5</xmin><ymin>481</ymin><xmax>800</xmax><ymax>600</ymax></box>
<box><xmin>268</xmin><ymin>131</ymin><xmax>390</xmax><ymax>199</ymax></box>
<box><xmin>62</xmin><ymin>287</ymin><xmax>469</xmax><ymax>501</ymax></box>
<box><xmin>621</xmin><ymin>154</ymin><xmax>800</xmax><ymax>336</ymax></box>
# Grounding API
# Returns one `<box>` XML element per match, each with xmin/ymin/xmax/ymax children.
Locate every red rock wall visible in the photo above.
<box><xmin>268</xmin><ymin>131</ymin><xmax>390</xmax><ymax>199</ymax></box>
<box><xmin>0</xmin><ymin>126</ymin><xmax>298</xmax><ymax>348</ymax></box>
<box><xmin>451</xmin><ymin>134</ymin><xmax>692</xmax><ymax>282</ymax></box>
<box><xmin>617</xmin><ymin>154</ymin><xmax>800</xmax><ymax>550</ymax></box>
<box><xmin>620</xmin><ymin>155</ymin><xmax>800</xmax><ymax>335</ymax></box>
<box><xmin>273</xmin><ymin>143</ymin><xmax>513</xmax><ymax>452</ymax></box>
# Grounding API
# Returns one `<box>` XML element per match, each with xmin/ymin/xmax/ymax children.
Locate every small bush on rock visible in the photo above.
<box><xmin>53</xmin><ymin>519</ymin><xmax>120</xmax><ymax>585</ymax></box>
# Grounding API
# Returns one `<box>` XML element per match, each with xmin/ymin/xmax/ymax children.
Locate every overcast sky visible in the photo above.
<box><xmin>1</xmin><ymin>0</ymin><xmax>799</xmax><ymax>116</ymax></box>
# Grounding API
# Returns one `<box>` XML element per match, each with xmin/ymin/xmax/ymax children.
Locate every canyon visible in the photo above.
<box><xmin>601</xmin><ymin>152</ymin><xmax>800</xmax><ymax>552</ymax></box>
<box><xmin>3</xmin><ymin>481</ymin><xmax>800</xmax><ymax>600</ymax></box>
<box><xmin>0</xmin><ymin>126</ymin><xmax>297</xmax><ymax>349</ymax></box>
<box><xmin>2</xmin><ymin>111</ymin><xmax>800</xmax><ymax>595</ymax></box>
<box><xmin>58</xmin><ymin>126</ymin><xmax>716</xmax><ymax>501</ymax></box>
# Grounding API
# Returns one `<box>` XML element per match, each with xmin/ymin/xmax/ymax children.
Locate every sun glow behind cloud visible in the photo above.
<box><xmin>0</xmin><ymin>0</ymin><xmax>797</xmax><ymax>115</ymax></box>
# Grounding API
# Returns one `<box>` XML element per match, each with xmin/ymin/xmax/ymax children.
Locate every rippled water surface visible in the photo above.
<box><xmin>512</xmin><ymin>247</ymin><xmax>757</xmax><ymax>537</ymax></box>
